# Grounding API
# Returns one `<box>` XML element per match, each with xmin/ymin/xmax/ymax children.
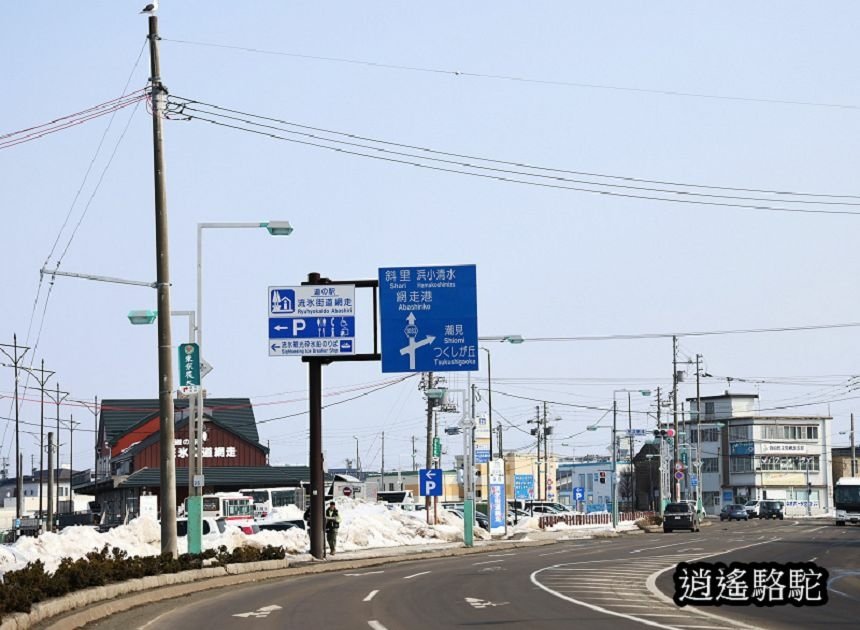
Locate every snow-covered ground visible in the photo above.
<box><xmin>0</xmin><ymin>499</ymin><xmax>496</xmax><ymax>576</ymax></box>
<box><xmin>0</xmin><ymin>499</ymin><xmax>642</xmax><ymax>577</ymax></box>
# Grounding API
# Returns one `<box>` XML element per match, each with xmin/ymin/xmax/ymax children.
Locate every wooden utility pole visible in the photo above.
<box><xmin>147</xmin><ymin>14</ymin><xmax>177</xmax><ymax>557</ymax></box>
<box><xmin>0</xmin><ymin>336</ymin><xmax>30</xmax><ymax>520</ymax></box>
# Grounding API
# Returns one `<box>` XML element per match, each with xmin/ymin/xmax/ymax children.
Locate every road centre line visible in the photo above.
<box><xmin>473</xmin><ymin>559</ymin><xmax>505</xmax><ymax>566</ymax></box>
<box><xmin>403</xmin><ymin>571</ymin><xmax>431</xmax><ymax>579</ymax></box>
<box><xmin>363</xmin><ymin>590</ymin><xmax>379</xmax><ymax>602</ymax></box>
<box><xmin>345</xmin><ymin>571</ymin><xmax>385</xmax><ymax>576</ymax></box>
<box><xmin>488</xmin><ymin>552</ymin><xmax>517</xmax><ymax>557</ymax></box>
<box><xmin>367</xmin><ymin>621</ymin><xmax>388</xmax><ymax>630</ymax></box>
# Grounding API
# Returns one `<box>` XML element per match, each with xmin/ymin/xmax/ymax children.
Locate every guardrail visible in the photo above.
<box><xmin>538</xmin><ymin>511</ymin><xmax>654</xmax><ymax>529</ymax></box>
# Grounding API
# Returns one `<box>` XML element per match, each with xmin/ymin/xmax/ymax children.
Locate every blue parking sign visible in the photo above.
<box><xmin>419</xmin><ymin>469</ymin><xmax>443</xmax><ymax>496</ymax></box>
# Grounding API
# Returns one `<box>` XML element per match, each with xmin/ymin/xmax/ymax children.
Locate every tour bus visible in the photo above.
<box><xmin>835</xmin><ymin>477</ymin><xmax>860</xmax><ymax>526</ymax></box>
<box><xmin>239</xmin><ymin>487</ymin><xmax>305</xmax><ymax>520</ymax></box>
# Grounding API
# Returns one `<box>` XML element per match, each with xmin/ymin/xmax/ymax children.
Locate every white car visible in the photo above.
<box><xmin>744</xmin><ymin>500</ymin><xmax>762</xmax><ymax>517</ymax></box>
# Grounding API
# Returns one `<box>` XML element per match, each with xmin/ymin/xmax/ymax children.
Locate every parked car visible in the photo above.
<box><xmin>720</xmin><ymin>504</ymin><xmax>749</xmax><ymax>521</ymax></box>
<box><xmin>758</xmin><ymin>500</ymin><xmax>784</xmax><ymax>520</ymax></box>
<box><xmin>524</xmin><ymin>501</ymin><xmax>573</xmax><ymax>514</ymax></box>
<box><xmin>442</xmin><ymin>504</ymin><xmax>490</xmax><ymax>530</ymax></box>
<box><xmin>175</xmin><ymin>517</ymin><xmax>226</xmax><ymax>537</ymax></box>
<box><xmin>663</xmin><ymin>502</ymin><xmax>701</xmax><ymax>532</ymax></box>
<box><xmin>744</xmin><ymin>500</ymin><xmax>762</xmax><ymax>517</ymax></box>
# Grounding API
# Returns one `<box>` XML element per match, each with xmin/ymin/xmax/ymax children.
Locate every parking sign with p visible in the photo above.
<box><xmin>419</xmin><ymin>469</ymin><xmax>442</xmax><ymax>496</ymax></box>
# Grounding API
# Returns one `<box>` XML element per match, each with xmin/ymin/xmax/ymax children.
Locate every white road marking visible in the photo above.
<box><xmin>367</xmin><ymin>621</ymin><xmax>388</xmax><ymax>630</ymax></box>
<box><xmin>630</xmin><ymin>541</ymin><xmax>695</xmax><ymax>554</ymax></box>
<box><xmin>363</xmin><ymin>590</ymin><xmax>379</xmax><ymax>602</ymax></box>
<box><xmin>233</xmin><ymin>604</ymin><xmax>282</xmax><ymax>619</ymax></box>
<box><xmin>487</xmin><ymin>552</ymin><xmax>517</xmax><ymax>557</ymax></box>
<box><xmin>137</xmin><ymin>610</ymin><xmax>174</xmax><ymax>630</ymax></box>
<box><xmin>403</xmin><ymin>571</ymin><xmax>431</xmax><ymax>579</ymax></box>
<box><xmin>345</xmin><ymin>571</ymin><xmax>385</xmax><ymax>576</ymax></box>
<box><xmin>807</xmin><ymin>525</ymin><xmax>830</xmax><ymax>533</ymax></box>
<box><xmin>809</xmin><ymin>556</ymin><xmax>818</xmax><ymax>562</ymax></box>
<box><xmin>473</xmin><ymin>559</ymin><xmax>505</xmax><ymax>566</ymax></box>
<box><xmin>465</xmin><ymin>597</ymin><xmax>509</xmax><ymax>609</ymax></box>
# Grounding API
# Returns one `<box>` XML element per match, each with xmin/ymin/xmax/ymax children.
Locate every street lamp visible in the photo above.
<box><xmin>353</xmin><ymin>436</ymin><xmax>360</xmax><ymax>476</ymax></box>
<box><xmin>193</xmin><ymin>220</ymin><xmax>293</xmax><ymax>552</ymax></box>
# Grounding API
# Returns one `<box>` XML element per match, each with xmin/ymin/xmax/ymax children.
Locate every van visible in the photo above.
<box><xmin>744</xmin><ymin>500</ymin><xmax>762</xmax><ymax>517</ymax></box>
<box><xmin>377</xmin><ymin>490</ymin><xmax>415</xmax><ymax>505</ymax></box>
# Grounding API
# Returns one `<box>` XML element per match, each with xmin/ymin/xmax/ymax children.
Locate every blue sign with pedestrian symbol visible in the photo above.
<box><xmin>419</xmin><ymin>469</ymin><xmax>443</xmax><ymax>496</ymax></box>
<box><xmin>378</xmin><ymin>265</ymin><xmax>478</xmax><ymax>373</ymax></box>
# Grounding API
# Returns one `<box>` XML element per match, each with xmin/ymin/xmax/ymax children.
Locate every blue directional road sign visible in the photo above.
<box><xmin>573</xmin><ymin>486</ymin><xmax>585</xmax><ymax>501</ymax></box>
<box><xmin>691</xmin><ymin>476</ymin><xmax>698</xmax><ymax>487</ymax></box>
<box><xmin>268</xmin><ymin>285</ymin><xmax>355</xmax><ymax>356</ymax></box>
<box><xmin>378</xmin><ymin>265</ymin><xmax>478</xmax><ymax>373</ymax></box>
<box><xmin>475</xmin><ymin>447</ymin><xmax>490</xmax><ymax>464</ymax></box>
<box><xmin>419</xmin><ymin>469</ymin><xmax>443</xmax><ymax>497</ymax></box>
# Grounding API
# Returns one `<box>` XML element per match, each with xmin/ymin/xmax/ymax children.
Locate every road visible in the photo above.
<box><xmin>82</xmin><ymin>518</ymin><xmax>859</xmax><ymax>630</ymax></box>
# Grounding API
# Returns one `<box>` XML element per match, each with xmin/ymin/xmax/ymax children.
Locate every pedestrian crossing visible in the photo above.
<box><xmin>531</xmin><ymin>552</ymin><xmax>757</xmax><ymax>630</ymax></box>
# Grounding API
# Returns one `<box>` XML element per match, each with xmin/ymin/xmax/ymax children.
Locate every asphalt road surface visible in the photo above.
<box><xmin>82</xmin><ymin>518</ymin><xmax>859</xmax><ymax>630</ymax></box>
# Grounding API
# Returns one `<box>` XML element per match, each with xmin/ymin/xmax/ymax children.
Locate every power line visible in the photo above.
<box><xmin>168</xmin><ymin>96</ymin><xmax>860</xmax><ymax>201</ymax></box>
<box><xmin>160</xmin><ymin>38</ymin><xmax>860</xmax><ymax>113</ymax></box>
<box><xmin>168</xmin><ymin>100</ymin><xmax>860</xmax><ymax>217</ymax></box>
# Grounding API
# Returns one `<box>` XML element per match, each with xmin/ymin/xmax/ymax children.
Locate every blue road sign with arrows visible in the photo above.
<box><xmin>378</xmin><ymin>265</ymin><xmax>478</xmax><ymax>373</ymax></box>
<box><xmin>419</xmin><ymin>469</ymin><xmax>443</xmax><ymax>496</ymax></box>
<box><xmin>268</xmin><ymin>285</ymin><xmax>356</xmax><ymax>356</ymax></box>
<box><xmin>574</xmin><ymin>486</ymin><xmax>585</xmax><ymax>501</ymax></box>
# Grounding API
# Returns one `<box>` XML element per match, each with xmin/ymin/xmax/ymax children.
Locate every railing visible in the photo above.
<box><xmin>538</xmin><ymin>510</ymin><xmax>654</xmax><ymax>529</ymax></box>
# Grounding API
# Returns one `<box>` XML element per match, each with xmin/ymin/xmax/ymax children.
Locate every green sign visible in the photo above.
<box><xmin>179</xmin><ymin>343</ymin><xmax>200</xmax><ymax>389</ymax></box>
<box><xmin>432</xmin><ymin>437</ymin><xmax>441</xmax><ymax>458</ymax></box>
<box><xmin>681</xmin><ymin>451</ymin><xmax>688</xmax><ymax>466</ymax></box>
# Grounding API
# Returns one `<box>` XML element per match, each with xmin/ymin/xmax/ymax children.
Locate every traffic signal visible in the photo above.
<box><xmin>653</xmin><ymin>428</ymin><xmax>676</xmax><ymax>439</ymax></box>
<box><xmin>599</xmin><ymin>471</ymin><xmax>606</xmax><ymax>484</ymax></box>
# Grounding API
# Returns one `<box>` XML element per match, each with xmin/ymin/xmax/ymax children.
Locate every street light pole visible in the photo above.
<box><xmin>480</xmin><ymin>347</ymin><xmax>493</xmax><ymax>460</ymax></box>
<box><xmin>611</xmin><ymin>398</ymin><xmax>618</xmax><ymax>528</ymax></box>
<box><xmin>194</xmin><ymin>220</ymin><xmax>292</xmax><ymax>552</ymax></box>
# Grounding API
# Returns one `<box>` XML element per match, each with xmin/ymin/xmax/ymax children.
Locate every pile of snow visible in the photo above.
<box><xmin>0</xmin><ymin>499</ymin><xmax>486</xmax><ymax>576</ymax></box>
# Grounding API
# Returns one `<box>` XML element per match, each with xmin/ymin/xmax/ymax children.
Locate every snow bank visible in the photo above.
<box><xmin>0</xmin><ymin>499</ymin><xmax>487</xmax><ymax>576</ymax></box>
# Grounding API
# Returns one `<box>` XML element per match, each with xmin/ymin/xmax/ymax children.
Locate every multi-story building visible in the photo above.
<box><xmin>687</xmin><ymin>392</ymin><xmax>832</xmax><ymax>516</ymax></box>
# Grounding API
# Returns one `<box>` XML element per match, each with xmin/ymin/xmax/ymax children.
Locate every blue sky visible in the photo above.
<box><xmin>2</xmin><ymin>2</ymin><xmax>859</xmax><ymax>476</ymax></box>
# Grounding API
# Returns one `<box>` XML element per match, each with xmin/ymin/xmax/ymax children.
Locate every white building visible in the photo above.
<box><xmin>687</xmin><ymin>393</ymin><xmax>832</xmax><ymax>516</ymax></box>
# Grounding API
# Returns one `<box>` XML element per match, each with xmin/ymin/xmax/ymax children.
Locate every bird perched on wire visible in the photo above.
<box><xmin>140</xmin><ymin>1</ymin><xmax>159</xmax><ymax>14</ymax></box>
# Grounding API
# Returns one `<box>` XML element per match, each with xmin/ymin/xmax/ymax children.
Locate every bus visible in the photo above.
<box><xmin>185</xmin><ymin>492</ymin><xmax>255</xmax><ymax>523</ymax></box>
<box><xmin>835</xmin><ymin>477</ymin><xmax>860</xmax><ymax>526</ymax></box>
<box><xmin>239</xmin><ymin>487</ymin><xmax>305</xmax><ymax>520</ymax></box>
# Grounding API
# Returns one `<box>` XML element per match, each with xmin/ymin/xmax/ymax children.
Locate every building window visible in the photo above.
<box><xmin>704</xmin><ymin>402</ymin><xmax>715</xmax><ymax>418</ymax></box>
<box><xmin>729</xmin><ymin>425</ymin><xmax>751</xmax><ymax>442</ymax></box>
<box><xmin>761</xmin><ymin>425</ymin><xmax>819</xmax><ymax>441</ymax></box>
<box><xmin>730</xmin><ymin>456</ymin><xmax>754</xmax><ymax>473</ymax></box>
<box><xmin>701</xmin><ymin>458</ymin><xmax>719</xmax><ymax>473</ymax></box>
<box><xmin>758</xmin><ymin>456</ymin><xmax>819</xmax><ymax>472</ymax></box>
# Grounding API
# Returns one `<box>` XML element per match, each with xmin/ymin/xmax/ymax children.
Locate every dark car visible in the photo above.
<box><xmin>758</xmin><ymin>500</ymin><xmax>784</xmax><ymax>520</ymax></box>
<box><xmin>663</xmin><ymin>502</ymin><xmax>700</xmax><ymax>532</ymax></box>
<box><xmin>720</xmin><ymin>504</ymin><xmax>749</xmax><ymax>521</ymax></box>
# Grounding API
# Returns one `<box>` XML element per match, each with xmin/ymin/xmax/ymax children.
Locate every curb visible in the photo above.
<box><xmin>5</xmin><ymin>539</ymin><xmax>556</xmax><ymax>630</ymax></box>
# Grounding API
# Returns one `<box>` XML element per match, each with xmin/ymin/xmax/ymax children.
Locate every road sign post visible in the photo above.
<box><xmin>378</xmin><ymin>265</ymin><xmax>478</xmax><ymax>373</ymax></box>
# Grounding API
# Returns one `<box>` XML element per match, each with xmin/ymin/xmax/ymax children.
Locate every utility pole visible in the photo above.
<box><xmin>0</xmin><ymin>335</ymin><xmax>30</xmax><ymax>521</ymax></box>
<box><xmin>656</xmin><ymin>386</ymin><xmax>663</xmax><ymax>514</ymax></box>
<box><xmin>45</xmin><ymin>384</ymin><xmax>68</xmax><ymax>518</ymax></box>
<box><xmin>147</xmin><ymin>14</ymin><xmax>177</xmax><ymax>558</ymax></box>
<box><xmin>15</xmin><ymin>359</ymin><xmax>54</xmax><ymax>523</ymax></box>
<box><xmin>381</xmin><ymin>431</ymin><xmax>385</xmax><ymax>492</ymax></box>
<box><xmin>68</xmin><ymin>414</ymin><xmax>76</xmax><ymax>513</ymax></box>
<box><xmin>672</xmin><ymin>335</ymin><xmax>680</xmax><ymax>501</ymax></box>
<box><xmin>411</xmin><ymin>435</ymin><xmax>416</xmax><ymax>471</ymax></box>
<box><xmin>542</xmin><ymin>402</ymin><xmax>549</xmax><ymax>501</ymax></box>
<box><xmin>851</xmin><ymin>413</ymin><xmax>857</xmax><ymax>477</ymax></box>
<box><xmin>611</xmin><ymin>397</ymin><xmax>618</xmax><ymax>528</ymax></box>
<box><xmin>628</xmin><ymin>391</ymin><xmax>634</xmax><ymax>511</ymax></box>
<box><xmin>93</xmin><ymin>396</ymin><xmax>99</xmax><ymax>478</ymax></box>
<box><xmin>695</xmin><ymin>354</ymin><xmax>702</xmax><ymax>512</ymax></box>
<box><xmin>425</xmin><ymin>372</ymin><xmax>435</xmax><ymax>518</ymax></box>
<box><xmin>47</xmin><ymin>432</ymin><xmax>54</xmax><ymax>532</ymax></box>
